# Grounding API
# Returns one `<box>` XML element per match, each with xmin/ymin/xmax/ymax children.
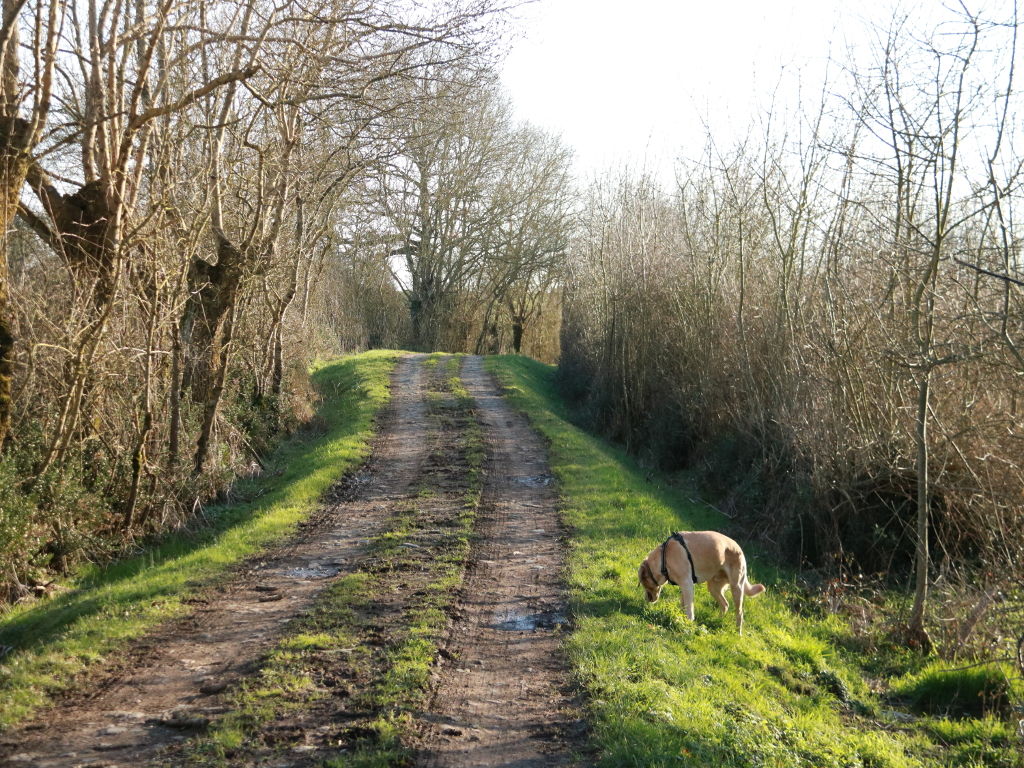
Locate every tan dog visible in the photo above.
<box><xmin>638</xmin><ymin>531</ymin><xmax>765</xmax><ymax>634</ymax></box>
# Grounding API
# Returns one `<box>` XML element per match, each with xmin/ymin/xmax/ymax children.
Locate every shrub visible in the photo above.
<box><xmin>0</xmin><ymin>455</ymin><xmax>40</xmax><ymax>601</ymax></box>
<box><xmin>891</xmin><ymin>663</ymin><xmax>1016</xmax><ymax>718</ymax></box>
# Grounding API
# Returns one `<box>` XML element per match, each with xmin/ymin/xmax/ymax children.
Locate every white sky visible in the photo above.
<box><xmin>499</xmin><ymin>0</ymin><xmax>988</xmax><ymax>184</ymax></box>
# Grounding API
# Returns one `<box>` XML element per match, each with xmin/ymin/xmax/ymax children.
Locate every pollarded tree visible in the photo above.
<box><xmin>181</xmin><ymin>0</ymin><xmax>507</xmax><ymax>470</ymax></box>
<box><xmin>0</xmin><ymin>0</ymin><xmax>64</xmax><ymax>449</ymax></box>
<box><xmin>14</xmin><ymin>0</ymin><xmax>259</xmax><ymax>479</ymax></box>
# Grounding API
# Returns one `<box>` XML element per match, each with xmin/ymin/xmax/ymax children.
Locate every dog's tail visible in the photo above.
<box><xmin>740</xmin><ymin>556</ymin><xmax>766</xmax><ymax>597</ymax></box>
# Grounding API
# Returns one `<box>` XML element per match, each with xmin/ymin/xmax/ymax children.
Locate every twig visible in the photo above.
<box><xmin>954</xmin><ymin>257</ymin><xmax>1024</xmax><ymax>287</ymax></box>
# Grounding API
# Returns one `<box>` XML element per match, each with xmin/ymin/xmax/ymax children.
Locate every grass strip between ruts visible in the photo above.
<box><xmin>0</xmin><ymin>350</ymin><xmax>399</xmax><ymax>731</ymax></box>
<box><xmin>485</xmin><ymin>355</ymin><xmax>1022</xmax><ymax>768</ymax></box>
<box><xmin>328</xmin><ymin>354</ymin><xmax>484</xmax><ymax>766</ymax></box>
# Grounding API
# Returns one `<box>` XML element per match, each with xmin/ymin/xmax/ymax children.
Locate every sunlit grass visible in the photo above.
<box><xmin>486</xmin><ymin>354</ymin><xmax>1023</xmax><ymax>768</ymax></box>
<box><xmin>0</xmin><ymin>350</ymin><xmax>399</xmax><ymax>730</ymax></box>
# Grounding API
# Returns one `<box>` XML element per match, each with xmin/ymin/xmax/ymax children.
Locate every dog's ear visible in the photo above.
<box><xmin>638</xmin><ymin>561</ymin><xmax>654</xmax><ymax>589</ymax></box>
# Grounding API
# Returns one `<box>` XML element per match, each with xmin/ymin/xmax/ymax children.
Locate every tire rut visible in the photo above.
<box><xmin>415</xmin><ymin>356</ymin><xmax>583</xmax><ymax>768</ymax></box>
<box><xmin>0</xmin><ymin>354</ymin><xmax>431</xmax><ymax>768</ymax></box>
<box><xmin>183</xmin><ymin>354</ymin><xmax>484</xmax><ymax>766</ymax></box>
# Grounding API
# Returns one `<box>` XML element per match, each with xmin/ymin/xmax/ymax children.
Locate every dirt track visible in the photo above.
<box><xmin>416</xmin><ymin>356</ymin><xmax>581</xmax><ymax>767</ymax></box>
<box><xmin>0</xmin><ymin>354</ymin><xmax>582</xmax><ymax>767</ymax></box>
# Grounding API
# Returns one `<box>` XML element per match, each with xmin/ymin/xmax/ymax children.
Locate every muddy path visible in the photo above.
<box><xmin>177</xmin><ymin>353</ymin><xmax>491</xmax><ymax>766</ymax></box>
<box><xmin>415</xmin><ymin>356</ymin><xmax>583</xmax><ymax>767</ymax></box>
<box><xmin>0</xmin><ymin>353</ymin><xmax>584</xmax><ymax>768</ymax></box>
<box><xmin>0</xmin><ymin>355</ymin><xmax>432</xmax><ymax>768</ymax></box>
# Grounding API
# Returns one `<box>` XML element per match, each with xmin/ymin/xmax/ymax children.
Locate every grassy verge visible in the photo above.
<box><xmin>0</xmin><ymin>350</ymin><xmax>399</xmax><ymax>730</ymax></box>
<box><xmin>485</xmin><ymin>355</ymin><xmax>1022</xmax><ymax>768</ymax></box>
<box><xmin>182</xmin><ymin>354</ymin><xmax>483</xmax><ymax>767</ymax></box>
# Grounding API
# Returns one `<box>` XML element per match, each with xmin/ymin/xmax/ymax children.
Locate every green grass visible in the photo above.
<box><xmin>0</xmin><ymin>350</ymin><xmax>399</xmax><ymax>730</ymax></box>
<box><xmin>485</xmin><ymin>355</ymin><xmax>1023</xmax><ymax>768</ymax></box>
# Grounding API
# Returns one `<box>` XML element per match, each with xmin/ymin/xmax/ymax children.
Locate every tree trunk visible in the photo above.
<box><xmin>0</xmin><ymin>116</ymin><xmax>33</xmax><ymax>449</ymax></box>
<box><xmin>0</xmin><ymin>296</ymin><xmax>12</xmax><ymax>449</ymax></box>
<box><xmin>122</xmin><ymin>410</ymin><xmax>152</xmax><ymax>529</ymax></box>
<box><xmin>167</xmin><ymin>320</ymin><xmax>182</xmax><ymax>471</ymax></box>
<box><xmin>511</xmin><ymin>318</ymin><xmax>524</xmax><ymax>354</ymax></box>
<box><xmin>182</xmin><ymin>235</ymin><xmax>246</xmax><ymax>404</ymax></box>
<box><xmin>194</xmin><ymin>302</ymin><xmax>237</xmax><ymax>474</ymax></box>
<box><xmin>0</xmin><ymin>1</ymin><xmax>34</xmax><ymax>450</ymax></box>
<box><xmin>908</xmin><ymin>369</ymin><xmax>933</xmax><ymax>652</ymax></box>
<box><xmin>270</xmin><ymin>267</ymin><xmax>298</xmax><ymax>400</ymax></box>
<box><xmin>271</xmin><ymin>321</ymin><xmax>284</xmax><ymax>399</ymax></box>
<box><xmin>474</xmin><ymin>298</ymin><xmax>498</xmax><ymax>355</ymax></box>
<box><xmin>184</xmin><ymin>232</ymin><xmax>253</xmax><ymax>474</ymax></box>
<box><xmin>123</xmin><ymin>290</ymin><xmax>157</xmax><ymax>530</ymax></box>
<box><xmin>22</xmin><ymin>175</ymin><xmax>121</xmax><ymax>309</ymax></box>
<box><xmin>409</xmin><ymin>294</ymin><xmax>436</xmax><ymax>352</ymax></box>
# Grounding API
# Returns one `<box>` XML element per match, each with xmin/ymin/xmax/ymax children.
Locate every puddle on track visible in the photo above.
<box><xmin>514</xmin><ymin>474</ymin><xmax>554</xmax><ymax>488</ymax></box>
<box><xmin>282</xmin><ymin>564</ymin><xmax>341</xmax><ymax>580</ymax></box>
<box><xmin>491</xmin><ymin>607</ymin><xmax>568</xmax><ymax>632</ymax></box>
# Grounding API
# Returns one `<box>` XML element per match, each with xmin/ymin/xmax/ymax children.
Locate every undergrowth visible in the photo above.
<box><xmin>486</xmin><ymin>354</ymin><xmax>1023</xmax><ymax>768</ymax></box>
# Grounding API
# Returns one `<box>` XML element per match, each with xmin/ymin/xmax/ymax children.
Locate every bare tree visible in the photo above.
<box><xmin>379</xmin><ymin>67</ymin><xmax>512</xmax><ymax>349</ymax></box>
<box><xmin>0</xmin><ymin>0</ymin><xmax>513</xmax><ymax>593</ymax></box>
<box><xmin>558</xmin><ymin>1</ymin><xmax>1024</xmax><ymax>661</ymax></box>
<box><xmin>859</xmin><ymin>6</ymin><xmax>996</xmax><ymax>650</ymax></box>
<box><xmin>473</xmin><ymin>123</ymin><xmax>573</xmax><ymax>354</ymax></box>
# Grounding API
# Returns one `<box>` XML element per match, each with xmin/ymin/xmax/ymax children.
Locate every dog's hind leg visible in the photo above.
<box><xmin>708</xmin><ymin>576</ymin><xmax>729</xmax><ymax>614</ymax></box>
<box><xmin>730</xmin><ymin>581</ymin><xmax>745</xmax><ymax>634</ymax></box>
<box><xmin>680</xmin><ymin>580</ymin><xmax>695</xmax><ymax>621</ymax></box>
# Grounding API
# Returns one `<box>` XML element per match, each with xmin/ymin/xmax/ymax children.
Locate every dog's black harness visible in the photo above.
<box><xmin>660</xmin><ymin>532</ymin><xmax>700</xmax><ymax>585</ymax></box>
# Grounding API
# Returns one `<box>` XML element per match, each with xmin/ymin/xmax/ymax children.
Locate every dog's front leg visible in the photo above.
<box><xmin>680</xmin><ymin>580</ymin><xmax>695</xmax><ymax>622</ymax></box>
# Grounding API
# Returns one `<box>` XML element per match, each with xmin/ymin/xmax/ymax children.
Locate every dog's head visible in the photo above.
<box><xmin>638</xmin><ymin>559</ymin><xmax>663</xmax><ymax>603</ymax></box>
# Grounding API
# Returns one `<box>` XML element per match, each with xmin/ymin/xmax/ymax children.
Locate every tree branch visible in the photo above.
<box><xmin>128</xmin><ymin>66</ymin><xmax>259</xmax><ymax>130</ymax></box>
<box><xmin>16</xmin><ymin>203</ymin><xmax>57</xmax><ymax>251</ymax></box>
<box><xmin>954</xmin><ymin>257</ymin><xmax>1024</xmax><ymax>287</ymax></box>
